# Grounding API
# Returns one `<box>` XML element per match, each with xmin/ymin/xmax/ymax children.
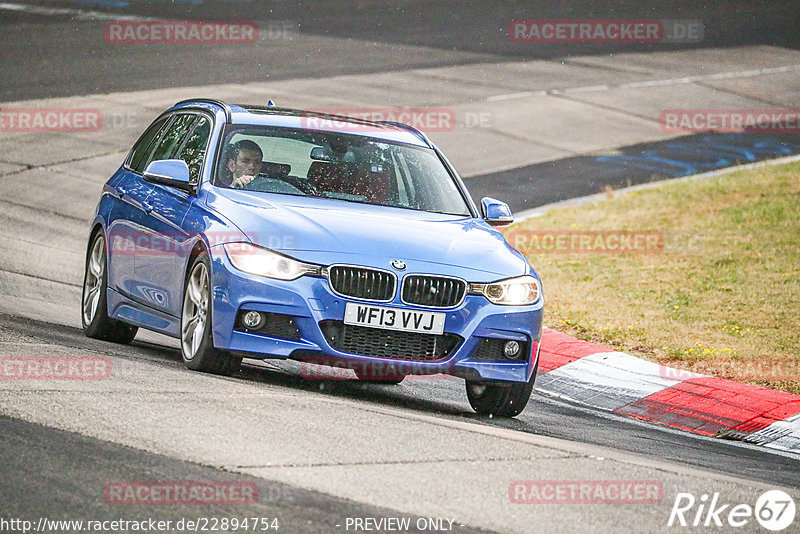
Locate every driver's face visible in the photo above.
<box><xmin>227</xmin><ymin>148</ymin><xmax>262</xmax><ymax>179</ymax></box>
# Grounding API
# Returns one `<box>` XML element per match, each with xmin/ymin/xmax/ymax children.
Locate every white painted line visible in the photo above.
<box><xmin>562</xmin><ymin>84</ymin><xmax>610</xmax><ymax>94</ymax></box>
<box><xmin>486</xmin><ymin>90</ymin><xmax>547</xmax><ymax>102</ymax></box>
<box><xmin>536</xmin><ymin>351</ymin><xmax>686</xmax><ymax>412</ymax></box>
<box><xmin>620</xmin><ymin>64</ymin><xmax>800</xmax><ymax>88</ymax></box>
<box><xmin>0</xmin><ymin>2</ymin><xmax>146</xmax><ymax>21</ymax></box>
<box><xmin>752</xmin><ymin>414</ymin><xmax>800</xmax><ymax>453</ymax></box>
<box><xmin>487</xmin><ymin>64</ymin><xmax>800</xmax><ymax>102</ymax></box>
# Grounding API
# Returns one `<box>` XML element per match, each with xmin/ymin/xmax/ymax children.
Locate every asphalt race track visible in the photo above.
<box><xmin>1</xmin><ymin>2</ymin><xmax>799</xmax><ymax>533</ymax></box>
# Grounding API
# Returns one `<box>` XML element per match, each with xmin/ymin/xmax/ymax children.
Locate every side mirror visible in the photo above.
<box><xmin>481</xmin><ymin>197</ymin><xmax>513</xmax><ymax>226</ymax></box>
<box><xmin>143</xmin><ymin>159</ymin><xmax>195</xmax><ymax>194</ymax></box>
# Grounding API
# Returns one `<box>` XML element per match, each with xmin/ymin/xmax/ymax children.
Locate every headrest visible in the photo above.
<box><xmin>260</xmin><ymin>161</ymin><xmax>291</xmax><ymax>178</ymax></box>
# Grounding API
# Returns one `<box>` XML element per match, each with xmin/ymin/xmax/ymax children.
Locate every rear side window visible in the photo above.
<box><xmin>127</xmin><ymin>116</ymin><xmax>170</xmax><ymax>173</ymax></box>
<box><xmin>176</xmin><ymin>115</ymin><xmax>212</xmax><ymax>184</ymax></box>
<box><xmin>149</xmin><ymin>113</ymin><xmax>198</xmax><ymax>163</ymax></box>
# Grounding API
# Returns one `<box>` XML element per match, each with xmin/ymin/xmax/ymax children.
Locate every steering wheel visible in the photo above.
<box><xmin>240</xmin><ymin>174</ymin><xmax>311</xmax><ymax>197</ymax></box>
<box><xmin>239</xmin><ymin>175</ymin><xmax>273</xmax><ymax>191</ymax></box>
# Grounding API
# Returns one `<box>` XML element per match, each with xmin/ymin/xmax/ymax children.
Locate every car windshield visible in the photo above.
<box><xmin>214</xmin><ymin>125</ymin><xmax>471</xmax><ymax>216</ymax></box>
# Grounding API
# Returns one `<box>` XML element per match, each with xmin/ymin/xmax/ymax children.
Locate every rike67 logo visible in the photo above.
<box><xmin>668</xmin><ymin>490</ymin><xmax>795</xmax><ymax>531</ymax></box>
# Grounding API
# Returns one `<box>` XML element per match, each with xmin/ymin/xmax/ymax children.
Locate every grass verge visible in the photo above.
<box><xmin>505</xmin><ymin>162</ymin><xmax>800</xmax><ymax>394</ymax></box>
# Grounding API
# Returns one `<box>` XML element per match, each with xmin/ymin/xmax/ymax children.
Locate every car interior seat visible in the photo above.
<box><xmin>307</xmin><ymin>162</ymin><xmax>393</xmax><ymax>204</ymax></box>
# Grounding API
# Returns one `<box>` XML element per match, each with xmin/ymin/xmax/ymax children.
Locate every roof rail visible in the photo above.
<box><xmin>377</xmin><ymin>120</ymin><xmax>432</xmax><ymax>147</ymax></box>
<box><xmin>239</xmin><ymin>104</ymin><xmax>300</xmax><ymax>114</ymax></box>
<box><xmin>173</xmin><ymin>98</ymin><xmax>232</xmax><ymax>121</ymax></box>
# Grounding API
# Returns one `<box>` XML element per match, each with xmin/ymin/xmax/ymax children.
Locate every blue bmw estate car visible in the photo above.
<box><xmin>82</xmin><ymin>98</ymin><xmax>543</xmax><ymax>416</ymax></box>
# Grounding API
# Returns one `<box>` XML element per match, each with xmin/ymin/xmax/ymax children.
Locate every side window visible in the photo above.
<box><xmin>149</xmin><ymin>114</ymin><xmax>198</xmax><ymax>164</ymax></box>
<box><xmin>176</xmin><ymin>115</ymin><xmax>211</xmax><ymax>183</ymax></box>
<box><xmin>128</xmin><ymin>116</ymin><xmax>170</xmax><ymax>173</ymax></box>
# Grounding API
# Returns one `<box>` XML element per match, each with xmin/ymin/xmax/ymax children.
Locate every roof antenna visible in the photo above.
<box><xmin>267</xmin><ymin>100</ymin><xmax>276</xmax><ymax>107</ymax></box>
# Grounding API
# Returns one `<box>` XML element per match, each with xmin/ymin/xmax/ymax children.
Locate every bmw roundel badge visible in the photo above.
<box><xmin>390</xmin><ymin>259</ymin><xmax>407</xmax><ymax>271</ymax></box>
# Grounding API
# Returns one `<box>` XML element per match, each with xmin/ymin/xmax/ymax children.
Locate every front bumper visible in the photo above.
<box><xmin>208</xmin><ymin>249</ymin><xmax>543</xmax><ymax>383</ymax></box>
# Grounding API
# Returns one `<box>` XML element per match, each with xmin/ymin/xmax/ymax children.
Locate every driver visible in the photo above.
<box><xmin>219</xmin><ymin>139</ymin><xmax>263</xmax><ymax>188</ymax></box>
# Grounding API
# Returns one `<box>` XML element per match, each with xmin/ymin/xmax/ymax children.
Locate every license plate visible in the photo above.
<box><xmin>343</xmin><ymin>303</ymin><xmax>445</xmax><ymax>335</ymax></box>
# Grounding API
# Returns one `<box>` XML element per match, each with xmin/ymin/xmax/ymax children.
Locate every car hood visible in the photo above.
<box><xmin>207</xmin><ymin>189</ymin><xmax>529</xmax><ymax>281</ymax></box>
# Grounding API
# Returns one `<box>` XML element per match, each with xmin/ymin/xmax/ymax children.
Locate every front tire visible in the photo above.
<box><xmin>81</xmin><ymin>231</ymin><xmax>138</xmax><ymax>344</ymax></box>
<box><xmin>465</xmin><ymin>372</ymin><xmax>535</xmax><ymax>418</ymax></box>
<box><xmin>180</xmin><ymin>251</ymin><xmax>241</xmax><ymax>375</ymax></box>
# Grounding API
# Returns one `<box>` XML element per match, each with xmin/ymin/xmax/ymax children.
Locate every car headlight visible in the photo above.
<box><xmin>223</xmin><ymin>243</ymin><xmax>320</xmax><ymax>280</ymax></box>
<box><xmin>470</xmin><ymin>275</ymin><xmax>541</xmax><ymax>306</ymax></box>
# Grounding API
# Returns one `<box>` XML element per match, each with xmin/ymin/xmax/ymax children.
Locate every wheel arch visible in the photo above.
<box><xmin>184</xmin><ymin>238</ymin><xmax>210</xmax><ymax>283</ymax></box>
<box><xmin>86</xmin><ymin>221</ymin><xmax>106</xmax><ymax>257</ymax></box>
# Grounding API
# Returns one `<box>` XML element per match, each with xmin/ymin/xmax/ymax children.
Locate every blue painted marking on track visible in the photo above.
<box><xmin>595</xmin><ymin>134</ymin><xmax>800</xmax><ymax>177</ymax></box>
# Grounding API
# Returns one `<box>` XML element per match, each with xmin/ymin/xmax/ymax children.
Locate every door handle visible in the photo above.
<box><xmin>116</xmin><ymin>186</ymin><xmax>127</xmax><ymax>198</ymax></box>
<box><xmin>142</xmin><ymin>202</ymin><xmax>153</xmax><ymax>213</ymax></box>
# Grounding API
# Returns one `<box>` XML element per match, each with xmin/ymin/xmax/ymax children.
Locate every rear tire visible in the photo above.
<box><xmin>465</xmin><ymin>370</ymin><xmax>536</xmax><ymax>418</ymax></box>
<box><xmin>180</xmin><ymin>251</ymin><xmax>241</xmax><ymax>376</ymax></box>
<box><xmin>81</xmin><ymin>231</ymin><xmax>138</xmax><ymax>344</ymax></box>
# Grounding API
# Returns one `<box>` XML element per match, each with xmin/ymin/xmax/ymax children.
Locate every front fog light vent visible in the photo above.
<box><xmin>503</xmin><ymin>340</ymin><xmax>521</xmax><ymax>359</ymax></box>
<box><xmin>243</xmin><ymin>310</ymin><xmax>264</xmax><ymax>329</ymax></box>
<box><xmin>470</xmin><ymin>337</ymin><xmax>528</xmax><ymax>362</ymax></box>
<box><xmin>236</xmin><ymin>311</ymin><xmax>301</xmax><ymax>340</ymax></box>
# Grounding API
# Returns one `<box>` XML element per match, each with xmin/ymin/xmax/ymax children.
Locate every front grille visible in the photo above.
<box><xmin>401</xmin><ymin>275</ymin><xmax>467</xmax><ymax>308</ymax></box>
<box><xmin>320</xmin><ymin>320</ymin><xmax>461</xmax><ymax>361</ymax></box>
<box><xmin>469</xmin><ymin>337</ymin><xmax>528</xmax><ymax>362</ymax></box>
<box><xmin>328</xmin><ymin>265</ymin><xmax>395</xmax><ymax>302</ymax></box>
